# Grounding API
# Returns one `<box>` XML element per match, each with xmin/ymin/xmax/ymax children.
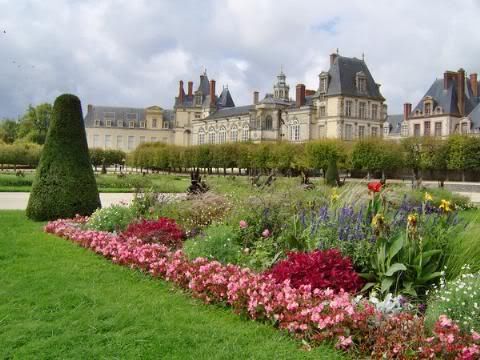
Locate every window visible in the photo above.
<box><xmin>345</xmin><ymin>124</ymin><xmax>353</xmax><ymax>140</ymax></box>
<box><xmin>104</xmin><ymin>135</ymin><xmax>112</xmax><ymax>148</ymax></box>
<box><xmin>414</xmin><ymin>124</ymin><xmax>421</xmax><ymax>137</ymax></box>
<box><xmin>320</xmin><ymin>76</ymin><xmax>328</xmax><ymax>92</ymax></box>
<box><xmin>371</xmin><ymin>127</ymin><xmax>378</xmax><ymax>137</ymax></box>
<box><xmin>129</xmin><ymin>121</ymin><xmax>135</xmax><ymax>128</ymax></box>
<box><xmin>358</xmin><ymin>126</ymin><xmax>365</xmax><ymax>139</ymax></box>
<box><xmin>218</xmin><ymin>127</ymin><xmax>226</xmax><ymax>144</ymax></box>
<box><xmin>264</xmin><ymin>115</ymin><xmax>273</xmax><ymax>130</ymax></box>
<box><xmin>461</xmin><ymin>122</ymin><xmax>469</xmax><ymax>134</ymax></box>
<box><xmin>242</xmin><ymin>124</ymin><xmax>249</xmax><ymax>142</ymax></box>
<box><xmin>208</xmin><ymin>127</ymin><xmax>216</xmax><ymax>144</ymax></box>
<box><xmin>230</xmin><ymin>125</ymin><xmax>238</xmax><ymax>142</ymax></box>
<box><xmin>356</xmin><ymin>73</ymin><xmax>367</xmax><ymax>92</ymax></box>
<box><xmin>152</xmin><ymin>118</ymin><xmax>157</xmax><ymax>128</ymax></box>
<box><xmin>139</xmin><ymin>136</ymin><xmax>146</xmax><ymax>144</ymax></box>
<box><xmin>106</xmin><ymin>120</ymin><xmax>112</xmax><ymax>127</ymax></box>
<box><xmin>94</xmin><ymin>120</ymin><xmax>101</xmax><ymax>127</ymax></box>
<box><xmin>372</xmin><ymin>104</ymin><xmax>378</xmax><ymax>120</ymax></box>
<box><xmin>345</xmin><ymin>101</ymin><xmax>353</xmax><ymax>117</ymax></box>
<box><xmin>434</xmin><ymin>122</ymin><xmax>442</xmax><ymax>137</ymax></box>
<box><xmin>116</xmin><ymin>135</ymin><xmax>123</xmax><ymax>149</ymax></box>
<box><xmin>198</xmin><ymin>128</ymin><xmax>205</xmax><ymax>145</ymax></box>
<box><xmin>318</xmin><ymin>125</ymin><xmax>326</xmax><ymax>138</ymax></box>
<box><xmin>424</xmin><ymin>121</ymin><xmax>431</xmax><ymax>136</ymax></box>
<box><xmin>151</xmin><ymin>137</ymin><xmax>157</xmax><ymax>142</ymax></box>
<box><xmin>359</xmin><ymin>102</ymin><xmax>366</xmax><ymax>119</ymax></box>
<box><xmin>117</xmin><ymin>121</ymin><xmax>124</xmax><ymax>127</ymax></box>
<box><xmin>424</xmin><ymin>103</ymin><xmax>431</xmax><ymax>116</ymax></box>
<box><xmin>162</xmin><ymin>120</ymin><xmax>169</xmax><ymax>129</ymax></box>
<box><xmin>194</xmin><ymin>113</ymin><xmax>201</xmax><ymax>119</ymax></box>
<box><xmin>128</xmin><ymin>136</ymin><xmax>135</xmax><ymax>150</ymax></box>
<box><xmin>195</xmin><ymin>95</ymin><xmax>202</xmax><ymax>105</ymax></box>
<box><xmin>93</xmin><ymin>134</ymin><xmax>99</xmax><ymax>147</ymax></box>
<box><xmin>401</xmin><ymin>124</ymin><xmax>409</xmax><ymax>137</ymax></box>
<box><xmin>384</xmin><ymin>125</ymin><xmax>390</xmax><ymax>136</ymax></box>
<box><xmin>319</xmin><ymin>106</ymin><xmax>326</xmax><ymax>117</ymax></box>
<box><xmin>290</xmin><ymin>120</ymin><xmax>300</xmax><ymax>141</ymax></box>
<box><xmin>139</xmin><ymin>121</ymin><xmax>145</xmax><ymax>128</ymax></box>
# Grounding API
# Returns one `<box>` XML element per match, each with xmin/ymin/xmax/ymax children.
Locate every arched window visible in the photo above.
<box><xmin>208</xmin><ymin>126</ymin><xmax>216</xmax><ymax>144</ymax></box>
<box><xmin>264</xmin><ymin>115</ymin><xmax>273</xmax><ymax>130</ymax></box>
<box><xmin>218</xmin><ymin>126</ymin><xmax>226</xmax><ymax>144</ymax></box>
<box><xmin>290</xmin><ymin>120</ymin><xmax>300</xmax><ymax>141</ymax></box>
<box><xmin>198</xmin><ymin>127</ymin><xmax>205</xmax><ymax>145</ymax></box>
<box><xmin>230</xmin><ymin>125</ymin><xmax>238</xmax><ymax>142</ymax></box>
<box><xmin>242</xmin><ymin>124</ymin><xmax>249</xmax><ymax>142</ymax></box>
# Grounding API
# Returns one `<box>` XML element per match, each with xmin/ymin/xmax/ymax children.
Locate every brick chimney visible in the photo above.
<box><xmin>444</xmin><ymin>71</ymin><xmax>456</xmax><ymax>89</ymax></box>
<box><xmin>296</xmin><ymin>84</ymin><xmax>306</xmax><ymax>107</ymax></box>
<box><xmin>209</xmin><ymin>79</ymin><xmax>216</xmax><ymax>106</ymax></box>
<box><xmin>87</xmin><ymin>104</ymin><xmax>93</xmax><ymax>114</ymax></box>
<box><xmin>403</xmin><ymin>103</ymin><xmax>412</xmax><ymax>121</ymax></box>
<box><xmin>178</xmin><ymin>80</ymin><xmax>185</xmax><ymax>103</ymax></box>
<box><xmin>457</xmin><ymin>68</ymin><xmax>465</xmax><ymax>116</ymax></box>
<box><xmin>253</xmin><ymin>91</ymin><xmax>259</xmax><ymax>105</ymax></box>
<box><xmin>470</xmin><ymin>73</ymin><xmax>478</xmax><ymax>97</ymax></box>
<box><xmin>187</xmin><ymin>81</ymin><xmax>193</xmax><ymax>96</ymax></box>
<box><xmin>330</xmin><ymin>53</ymin><xmax>338</xmax><ymax>66</ymax></box>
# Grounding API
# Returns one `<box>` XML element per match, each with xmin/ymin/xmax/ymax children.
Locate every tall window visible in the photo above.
<box><xmin>345</xmin><ymin>124</ymin><xmax>353</xmax><ymax>140</ymax></box>
<box><xmin>230</xmin><ymin>125</ymin><xmax>238</xmax><ymax>142</ymax></box>
<box><xmin>319</xmin><ymin>106</ymin><xmax>326</xmax><ymax>117</ymax></box>
<box><xmin>152</xmin><ymin>118</ymin><xmax>157</xmax><ymax>128</ymax></box>
<box><xmin>434</xmin><ymin>122</ymin><xmax>442</xmax><ymax>137</ymax></box>
<box><xmin>139</xmin><ymin>121</ymin><xmax>145</xmax><ymax>128</ymax></box>
<box><xmin>318</xmin><ymin>125</ymin><xmax>326</xmax><ymax>138</ymax></box>
<box><xmin>359</xmin><ymin>102</ymin><xmax>366</xmax><ymax>119</ymax></box>
<box><xmin>208</xmin><ymin>126</ymin><xmax>216</xmax><ymax>144</ymax></box>
<box><xmin>384</xmin><ymin>125</ymin><xmax>390</xmax><ymax>136</ymax></box>
<box><xmin>264</xmin><ymin>115</ymin><xmax>273</xmax><ymax>130</ymax></box>
<box><xmin>401</xmin><ymin>124</ymin><xmax>409</xmax><ymax>137</ymax></box>
<box><xmin>345</xmin><ymin>101</ymin><xmax>353</xmax><ymax>117</ymax></box>
<box><xmin>461</xmin><ymin>122</ymin><xmax>468</xmax><ymax>134</ymax></box>
<box><xmin>106</xmin><ymin>120</ymin><xmax>112</xmax><ymax>127</ymax></box>
<box><xmin>414</xmin><ymin>124</ymin><xmax>421</xmax><ymax>137</ymax></box>
<box><xmin>424</xmin><ymin>103</ymin><xmax>431</xmax><ymax>116</ymax></box>
<box><xmin>128</xmin><ymin>136</ymin><xmax>135</xmax><ymax>150</ymax></box>
<box><xmin>242</xmin><ymin>124</ymin><xmax>249</xmax><ymax>142</ymax></box>
<box><xmin>129</xmin><ymin>121</ymin><xmax>135</xmax><ymax>128</ymax></box>
<box><xmin>371</xmin><ymin>127</ymin><xmax>378</xmax><ymax>137</ymax></box>
<box><xmin>424</xmin><ymin>121</ymin><xmax>431</xmax><ymax>136</ymax></box>
<box><xmin>104</xmin><ymin>135</ymin><xmax>112</xmax><ymax>148</ymax></box>
<box><xmin>290</xmin><ymin>120</ymin><xmax>300</xmax><ymax>141</ymax></box>
<box><xmin>116</xmin><ymin>135</ymin><xmax>123</xmax><ymax>149</ymax></box>
<box><xmin>93</xmin><ymin>134</ymin><xmax>99</xmax><ymax>147</ymax></box>
<box><xmin>139</xmin><ymin>136</ymin><xmax>146</xmax><ymax>144</ymax></box>
<box><xmin>198</xmin><ymin>128</ymin><xmax>205</xmax><ymax>145</ymax></box>
<box><xmin>320</xmin><ymin>76</ymin><xmax>327</xmax><ymax>92</ymax></box>
<box><xmin>162</xmin><ymin>120</ymin><xmax>169</xmax><ymax>129</ymax></box>
<box><xmin>358</xmin><ymin>126</ymin><xmax>365</xmax><ymax>139</ymax></box>
<box><xmin>372</xmin><ymin>104</ymin><xmax>378</xmax><ymax>120</ymax></box>
<box><xmin>218</xmin><ymin>126</ymin><xmax>226</xmax><ymax>144</ymax></box>
<box><xmin>357</xmin><ymin>78</ymin><xmax>366</xmax><ymax>92</ymax></box>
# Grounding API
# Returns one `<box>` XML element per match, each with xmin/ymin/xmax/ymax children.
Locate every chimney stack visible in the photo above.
<box><xmin>296</xmin><ymin>84</ymin><xmax>306</xmax><ymax>107</ymax></box>
<box><xmin>471</xmin><ymin>73</ymin><xmax>478</xmax><ymax>97</ymax></box>
<box><xmin>403</xmin><ymin>103</ymin><xmax>412</xmax><ymax>121</ymax></box>
<box><xmin>209</xmin><ymin>79</ymin><xmax>216</xmax><ymax>106</ymax></box>
<box><xmin>188</xmin><ymin>81</ymin><xmax>193</xmax><ymax>96</ymax></box>
<box><xmin>178</xmin><ymin>80</ymin><xmax>185</xmax><ymax>103</ymax></box>
<box><xmin>330</xmin><ymin>53</ymin><xmax>338</xmax><ymax>66</ymax></box>
<box><xmin>253</xmin><ymin>91</ymin><xmax>259</xmax><ymax>105</ymax></box>
<box><xmin>87</xmin><ymin>104</ymin><xmax>93</xmax><ymax>114</ymax></box>
<box><xmin>444</xmin><ymin>71</ymin><xmax>456</xmax><ymax>90</ymax></box>
<box><xmin>457</xmin><ymin>68</ymin><xmax>465</xmax><ymax>116</ymax></box>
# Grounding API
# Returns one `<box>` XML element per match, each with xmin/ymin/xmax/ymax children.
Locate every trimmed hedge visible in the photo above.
<box><xmin>26</xmin><ymin>94</ymin><xmax>101</xmax><ymax>220</ymax></box>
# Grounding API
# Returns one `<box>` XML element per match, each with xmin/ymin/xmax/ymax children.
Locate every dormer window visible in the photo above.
<box><xmin>117</xmin><ymin>121</ymin><xmax>124</xmax><ymax>127</ymax></box>
<box><xmin>356</xmin><ymin>72</ymin><xmax>367</xmax><ymax>93</ymax></box>
<box><xmin>195</xmin><ymin>93</ymin><xmax>202</xmax><ymax>106</ymax></box>
<box><xmin>319</xmin><ymin>73</ymin><xmax>328</xmax><ymax>93</ymax></box>
<box><xmin>424</xmin><ymin>103</ymin><xmax>431</xmax><ymax>116</ymax></box>
<box><xmin>139</xmin><ymin>121</ymin><xmax>145</xmax><ymax>128</ymax></box>
<box><xmin>106</xmin><ymin>120</ymin><xmax>112</xmax><ymax>127</ymax></box>
<box><xmin>129</xmin><ymin>121</ymin><xmax>135</xmax><ymax>128</ymax></box>
<box><xmin>94</xmin><ymin>120</ymin><xmax>101</xmax><ymax>127</ymax></box>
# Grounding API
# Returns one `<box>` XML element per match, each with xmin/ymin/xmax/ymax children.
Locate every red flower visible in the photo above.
<box><xmin>368</xmin><ymin>181</ymin><xmax>382</xmax><ymax>193</ymax></box>
<box><xmin>122</xmin><ymin>218</ymin><xmax>185</xmax><ymax>248</ymax></box>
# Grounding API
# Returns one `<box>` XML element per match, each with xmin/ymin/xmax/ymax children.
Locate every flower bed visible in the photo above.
<box><xmin>45</xmin><ymin>217</ymin><xmax>480</xmax><ymax>359</ymax></box>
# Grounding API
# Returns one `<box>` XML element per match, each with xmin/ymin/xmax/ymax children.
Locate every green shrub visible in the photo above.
<box><xmin>26</xmin><ymin>94</ymin><xmax>100</xmax><ymax>220</ymax></box>
<box><xmin>183</xmin><ymin>224</ymin><xmax>241</xmax><ymax>264</ymax></box>
<box><xmin>425</xmin><ymin>271</ymin><xmax>480</xmax><ymax>333</ymax></box>
<box><xmin>325</xmin><ymin>157</ymin><xmax>338</xmax><ymax>186</ymax></box>
<box><xmin>407</xmin><ymin>188</ymin><xmax>472</xmax><ymax>210</ymax></box>
<box><xmin>85</xmin><ymin>204</ymin><xmax>136</xmax><ymax>232</ymax></box>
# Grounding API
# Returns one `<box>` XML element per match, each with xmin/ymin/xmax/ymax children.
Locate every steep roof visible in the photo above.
<box><xmin>385</xmin><ymin>114</ymin><xmax>404</xmax><ymax>134</ymax></box>
<box><xmin>197</xmin><ymin>73</ymin><xmax>210</xmax><ymax>95</ymax></box>
<box><xmin>467</xmin><ymin>103</ymin><xmax>480</xmax><ymax>129</ymax></box>
<box><xmin>259</xmin><ymin>93</ymin><xmax>293</xmax><ymax>106</ymax></box>
<box><xmin>323</xmin><ymin>55</ymin><xmax>384</xmax><ymax>100</ymax></box>
<box><xmin>204</xmin><ymin>105</ymin><xmax>254</xmax><ymax>120</ymax></box>
<box><xmin>217</xmin><ymin>87</ymin><xmax>235</xmax><ymax>108</ymax></box>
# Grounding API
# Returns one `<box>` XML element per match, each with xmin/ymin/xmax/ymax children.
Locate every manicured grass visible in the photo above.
<box><xmin>0</xmin><ymin>211</ymin><xmax>343</xmax><ymax>359</ymax></box>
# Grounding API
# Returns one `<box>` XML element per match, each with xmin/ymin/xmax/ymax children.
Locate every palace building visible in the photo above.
<box><xmin>84</xmin><ymin>52</ymin><xmax>387</xmax><ymax>151</ymax></box>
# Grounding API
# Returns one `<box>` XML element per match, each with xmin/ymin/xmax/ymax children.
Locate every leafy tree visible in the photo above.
<box><xmin>325</xmin><ymin>157</ymin><xmax>339</xmax><ymax>186</ymax></box>
<box><xmin>447</xmin><ymin>135</ymin><xmax>469</xmax><ymax>181</ymax></box>
<box><xmin>401</xmin><ymin>137</ymin><xmax>423</xmax><ymax>186</ymax></box>
<box><xmin>26</xmin><ymin>94</ymin><xmax>100</xmax><ymax>220</ymax></box>
<box><xmin>17</xmin><ymin>103</ymin><xmax>53</xmax><ymax>144</ymax></box>
<box><xmin>0</xmin><ymin>119</ymin><xmax>19</xmax><ymax>143</ymax></box>
<box><xmin>305</xmin><ymin>139</ymin><xmax>344</xmax><ymax>177</ymax></box>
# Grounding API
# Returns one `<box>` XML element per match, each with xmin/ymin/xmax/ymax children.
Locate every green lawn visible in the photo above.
<box><xmin>0</xmin><ymin>211</ymin><xmax>343</xmax><ymax>359</ymax></box>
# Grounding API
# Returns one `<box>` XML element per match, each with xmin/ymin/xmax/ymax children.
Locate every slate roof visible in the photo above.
<box><xmin>204</xmin><ymin>105</ymin><xmax>254</xmax><ymax>120</ymax></box>
<box><xmin>217</xmin><ymin>87</ymin><xmax>235</xmax><ymax>108</ymax></box>
<box><xmin>84</xmin><ymin>105</ymin><xmax>174</xmax><ymax>129</ymax></box>
<box><xmin>321</xmin><ymin>55</ymin><xmax>384</xmax><ymax>100</ymax></box>
<box><xmin>259</xmin><ymin>93</ymin><xmax>293</xmax><ymax>106</ymax></box>
<box><xmin>467</xmin><ymin>103</ymin><xmax>480</xmax><ymax>129</ymax></box>
<box><xmin>385</xmin><ymin>114</ymin><xmax>404</xmax><ymax>134</ymax></box>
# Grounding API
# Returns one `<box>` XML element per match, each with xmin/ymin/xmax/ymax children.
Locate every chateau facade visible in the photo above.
<box><xmin>84</xmin><ymin>52</ymin><xmax>387</xmax><ymax>151</ymax></box>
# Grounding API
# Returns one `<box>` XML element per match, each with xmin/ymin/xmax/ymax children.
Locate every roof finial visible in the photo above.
<box><xmin>362</xmin><ymin>52</ymin><xmax>365</xmax><ymax>61</ymax></box>
<box><xmin>336</xmin><ymin>48</ymin><xmax>339</xmax><ymax>54</ymax></box>
<box><xmin>202</xmin><ymin>66</ymin><xmax>207</xmax><ymax>76</ymax></box>
<box><xmin>280</xmin><ymin>64</ymin><xmax>284</xmax><ymax>75</ymax></box>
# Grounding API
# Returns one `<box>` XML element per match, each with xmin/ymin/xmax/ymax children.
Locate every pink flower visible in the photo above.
<box><xmin>262</xmin><ymin>229</ymin><xmax>270</xmax><ymax>237</ymax></box>
<box><xmin>336</xmin><ymin>335</ymin><xmax>353</xmax><ymax>349</ymax></box>
<box><xmin>239</xmin><ymin>220</ymin><xmax>248</xmax><ymax>229</ymax></box>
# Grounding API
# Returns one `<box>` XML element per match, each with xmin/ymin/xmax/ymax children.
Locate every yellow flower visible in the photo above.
<box><xmin>439</xmin><ymin>199</ymin><xmax>452</xmax><ymax>213</ymax></box>
<box><xmin>372</xmin><ymin>213</ymin><xmax>385</xmax><ymax>227</ymax></box>
<box><xmin>407</xmin><ymin>213</ymin><xmax>417</xmax><ymax>227</ymax></box>
<box><xmin>424</xmin><ymin>192</ymin><xmax>433</xmax><ymax>202</ymax></box>
<box><xmin>330</xmin><ymin>188</ymin><xmax>339</xmax><ymax>202</ymax></box>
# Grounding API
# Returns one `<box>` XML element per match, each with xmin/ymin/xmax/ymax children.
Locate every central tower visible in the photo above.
<box><xmin>273</xmin><ymin>68</ymin><xmax>290</xmax><ymax>101</ymax></box>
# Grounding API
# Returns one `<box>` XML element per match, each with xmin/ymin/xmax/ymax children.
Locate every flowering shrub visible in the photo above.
<box><xmin>85</xmin><ymin>204</ymin><xmax>136</xmax><ymax>232</ymax></box>
<box><xmin>267</xmin><ymin>249</ymin><xmax>364</xmax><ymax>293</ymax></box>
<box><xmin>121</xmin><ymin>218</ymin><xmax>185</xmax><ymax>249</ymax></box>
<box><xmin>44</xmin><ymin>218</ymin><xmax>480</xmax><ymax>358</ymax></box>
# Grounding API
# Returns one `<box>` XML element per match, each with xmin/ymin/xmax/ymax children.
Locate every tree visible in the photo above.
<box><xmin>325</xmin><ymin>156</ymin><xmax>339</xmax><ymax>186</ymax></box>
<box><xmin>17</xmin><ymin>103</ymin><xmax>52</xmax><ymax>144</ymax></box>
<box><xmin>447</xmin><ymin>135</ymin><xmax>469</xmax><ymax>182</ymax></box>
<box><xmin>26</xmin><ymin>94</ymin><xmax>100</xmax><ymax>220</ymax></box>
<box><xmin>0</xmin><ymin>119</ymin><xmax>19</xmax><ymax>143</ymax></box>
<box><xmin>401</xmin><ymin>137</ymin><xmax>423</xmax><ymax>186</ymax></box>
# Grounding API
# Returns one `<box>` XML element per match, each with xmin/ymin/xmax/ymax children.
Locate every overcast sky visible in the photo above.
<box><xmin>1</xmin><ymin>0</ymin><xmax>479</xmax><ymax>119</ymax></box>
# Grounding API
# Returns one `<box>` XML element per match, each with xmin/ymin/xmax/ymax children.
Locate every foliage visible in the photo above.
<box><xmin>425</xmin><ymin>270</ymin><xmax>480</xmax><ymax>333</ymax></box>
<box><xmin>17</xmin><ymin>103</ymin><xmax>53</xmax><ymax>145</ymax></box>
<box><xmin>86</xmin><ymin>204</ymin><xmax>136</xmax><ymax>232</ymax></box>
<box><xmin>0</xmin><ymin>119</ymin><xmax>18</xmax><ymax>144</ymax></box>
<box><xmin>325</xmin><ymin>157</ymin><xmax>338</xmax><ymax>186</ymax></box>
<box><xmin>122</xmin><ymin>218</ymin><xmax>185</xmax><ymax>248</ymax></box>
<box><xmin>351</xmin><ymin>138</ymin><xmax>402</xmax><ymax>177</ymax></box>
<box><xmin>26</xmin><ymin>94</ymin><xmax>100</xmax><ymax>220</ymax></box>
<box><xmin>0</xmin><ymin>142</ymin><xmax>42</xmax><ymax>168</ymax></box>
<box><xmin>267</xmin><ymin>249</ymin><xmax>364</xmax><ymax>293</ymax></box>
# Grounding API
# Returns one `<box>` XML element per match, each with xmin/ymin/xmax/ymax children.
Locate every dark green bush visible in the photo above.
<box><xmin>325</xmin><ymin>157</ymin><xmax>338</xmax><ymax>186</ymax></box>
<box><xmin>26</xmin><ymin>94</ymin><xmax>101</xmax><ymax>220</ymax></box>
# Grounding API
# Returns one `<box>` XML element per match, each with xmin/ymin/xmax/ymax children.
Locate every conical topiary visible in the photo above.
<box><xmin>325</xmin><ymin>157</ymin><xmax>339</xmax><ymax>186</ymax></box>
<box><xmin>26</xmin><ymin>94</ymin><xmax>101</xmax><ymax>220</ymax></box>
